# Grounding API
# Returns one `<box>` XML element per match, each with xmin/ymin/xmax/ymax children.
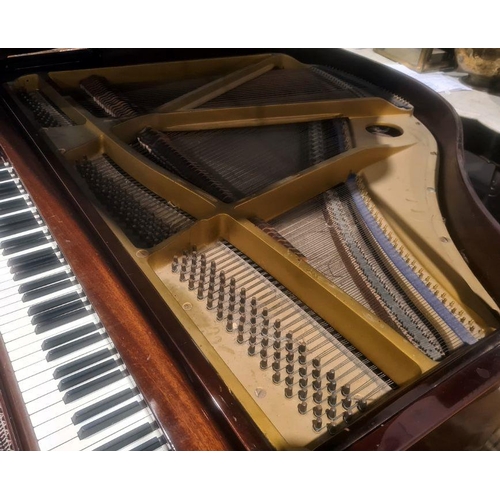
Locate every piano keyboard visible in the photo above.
<box><xmin>0</xmin><ymin>155</ymin><xmax>172</xmax><ymax>451</ymax></box>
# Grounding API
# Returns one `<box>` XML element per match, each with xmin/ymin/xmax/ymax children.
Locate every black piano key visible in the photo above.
<box><xmin>2</xmin><ymin>232</ymin><xmax>48</xmax><ymax>256</ymax></box>
<box><xmin>0</xmin><ymin>216</ymin><xmax>40</xmax><ymax>238</ymax></box>
<box><xmin>22</xmin><ymin>278</ymin><xmax>73</xmax><ymax>302</ymax></box>
<box><xmin>35</xmin><ymin>307</ymin><xmax>90</xmax><ymax>334</ymax></box>
<box><xmin>18</xmin><ymin>270</ymin><xmax>70</xmax><ymax>294</ymax></box>
<box><xmin>28</xmin><ymin>291</ymin><xmax>83</xmax><ymax>318</ymax></box>
<box><xmin>94</xmin><ymin>422</ymin><xmax>156</xmax><ymax>451</ymax></box>
<box><xmin>45</xmin><ymin>332</ymin><xmax>106</xmax><ymax>361</ymax></box>
<box><xmin>31</xmin><ymin>297</ymin><xmax>86</xmax><ymax>327</ymax></box>
<box><xmin>63</xmin><ymin>369</ymin><xmax>126</xmax><ymax>404</ymax></box>
<box><xmin>72</xmin><ymin>387</ymin><xmax>138</xmax><ymax>425</ymax></box>
<box><xmin>7</xmin><ymin>246</ymin><xmax>55</xmax><ymax>268</ymax></box>
<box><xmin>54</xmin><ymin>348</ymin><xmax>116</xmax><ymax>380</ymax></box>
<box><xmin>58</xmin><ymin>358</ymin><xmax>120</xmax><ymax>392</ymax></box>
<box><xmin>0</xmin><ymin>170</ymin><xmax>12</xmax><ymax>182</ymax></box>
<box><xmin>0</xmin><ymin>181</ymin><xmax>20</xmax><ymax>197</ymax></box>
<box><xmin>41</xmin><ymin>323</ymin><xmax>102</xmax><ymax>351</ymax></box>
<box><xmin>0</xmin><ymin>197</ymin><xmax>28</xmax><ymax>216</ymax></box>
<box><xmin>13</xmin><ymin>256</ymin><xmax>62</xmax><ymax>281</ymax></box>
<box><xmin>77</xmin><ymin>400</ymin><xmax>145</xmax><ymax>440</ymax></box>
<box><xmin>131</xmin><ymin>435</ymin><xmax>166</xmax><ymax>451</ymax></box>
<box><xmin>11</xmin><ymin>253</ymin><xmax>60</xmax><ymax>277</ymax></box>
<box><xmin>0</xmin><ymin>209</ymin><xmax>34</xmax><ymax>227</ymax></box>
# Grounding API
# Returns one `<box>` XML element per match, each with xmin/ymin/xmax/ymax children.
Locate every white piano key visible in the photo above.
<box><xmin>0</xmin><ymin>264</ymin><xmax>70</xmax><ymax>301</ymax></box>
<box><xmin>22</xmin><ymin>355</ymin><xmax>123</xmax><ymax>407</ymax></box>
<box><xmin>3</xmin><ymin>315</ymin><xmax>97</xmax><ymax>362</ymax></box>
<box><xmin>0</xmin><ymin>284</ymin><xmax>83</xmax><ymax>326</ymax></box>
<box><xmin>34</xmin><ymin>392</ymin><xmax>144</xmax><ymax>441</ymax></box>
<box><xmin>0</xmin><ymin>262</ymin><xmax>71</xmax><ymax>293</ymax></box>
<box><xmin>17</xmin><ymin>339</ymin><xmax>114</xmax><ymax>391</ymax></box>
<box><xmin>47</xmin><ymin>408</ymin><xmax>153</xmax><ymax>451</ymax></box>
<box><xmin>29</xmin><ymin>376</ymin><xmax>132</xmax><ymax>428</ymax></box>
<box><xmin>25</xmin><ymin>365</ymin><xmax>128</xmax><ymax>414</ymax></box>
<box><xmin>9</xmin><ymin>323</ymin><xmax>104</xmax><ymax>371</ymax></box>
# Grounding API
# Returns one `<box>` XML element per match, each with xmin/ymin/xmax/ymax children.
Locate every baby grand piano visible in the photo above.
<box><xmin>0</xmin><ymin>48</ymin><xmax>499</xmax><ymax>451</ymax></box>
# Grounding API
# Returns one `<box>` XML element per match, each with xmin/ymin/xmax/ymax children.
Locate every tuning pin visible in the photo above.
<box><xmin>326</xmin><ymin>369</ymin><xmax>335</xmax><ymax>382</ymax></box>
<box><xmin>188</xmin><ymin>275</ymin><xmax>196</xmax><ymax>291</ymax></box>
<box><xmin>216</xmin><ymin>302</ymin><xmax>224</xmax><ymax>321</ymax></box>
<box><xmin>171</xmin><ymin>255</ymin><xmax>179</xmax><ymax>273</ymax></box>
<box><xmin>251</xmin><ymin>297</ymin><xmax>258</xmax><ymax>316</ymax></box>
<box><xmin>312</xmin><ymin>417</ymin><xmax>323</xmax><ymax>432</ymax></box>
<box><xmin>273</xmin><ymin>319</ymin><xmax>281</xmax><ymax>339</ymax></box>
<box><xmin>343</xmin><ymin>410</ymin><xmax>354</xmax><ymax>424</ymax></box>
<box><xmin>206</xmin><ymin>296</ymin><xmax>214</xmax><ymax>310</ymax></box>
<box><xmin>286</xmin><ymin>352</ymin><xmax>294</xmax><ymax>364</ymax></box>
<box><xmin>297</xmin><ymin>402</ymin><xmax>307</xmax><ymax>414</ymax></box>
<box><xmin>261</xmin><ymin>323</ymin><xmax>269</xmax><ymax>337</ymax></box>
<box><xmin>298</xmin><ymin>389</ymin><xmax>308</xmax><ymax>401</ymax></box>
<box><xmin>313</xmin><ymin>391</ymin><xmax>323</xmax><ymax>404</ymax></box>
<box><xmin>312</xmin><ymin>379</ymin><xmax>322</xmax><ymax>391</ymax></box>
<box><xmin>299</xmin><ymin>377</ymin><xmax>308</xmax><ymax>389</ymax></box>
<box><xmin>226</xmin><ymin>313</ymin><xmax>234</xmax><ymax>332</ymax></box>
<box><xmin>284</xmin><ymin>387</ymin><xmax>293</xmax><ymax>399</ymax></box>
<box><xmin>313</xmin><ymin>405</ymin><xmax>323</xmax><ymax>417</ymax></box>
<box><xmin>326</xmin><ymin>407</ymin><xmax>337</xmax><ymax>420</ymax></box>
<box><xmin>327</xmin><ymin>380</ymin><xmax>337</xmax><ymax>394</ymax></box>
<box><xmin>197</xmin><ymin>283</ymin><xmax>205</xmax><ymax>300</ymax></box>
<box><xmin>262</xmin><ymin>307</ymin><xmax>269</xmax><ymax>325</ymax></box>
<box><xmin>327</xmin><ymin>423</ymin><xmax>337</xmax><ymax>435</ymax></box>
<box><xmin>357</xmin><ymin>399</ymin><xmax>368</xmax><ymax>412</ymax></box>
<box><xmin>261</xmin><ymin>337</ymin><xmax>269</xmax><ymax>348</ymax></box>
<box><xmin>286</xmin><ymin>363</ymin><xmax>294</xmax><ymax>375</ymax></box>
<box><xmin>341</xmin><ymin>384</ymin><xmax>351</xmax><ymax>397</ymax></box>
<box><xmin>342</xmin><ymin>396</ymin><xmax>352</xmax><ymax>409</ymax></box>
<box><xmin>285</xmin><ymin>375</ymin><xmax>294</xmax><ymax>387</ymax></box>
<box><xmin>260</xmin><ymin>358</ymin><xmax>269</xmax><ymax>370</ymax></box>
<box><xmin>312</xmin><ymin>358</ymin><xmax>321</xmax><ymax>379</ymax></box>
<box><xmin>218</xmin><ymin>285</ymin><xmax>225</xmax><ymax>303</ymax></box>
<box><xmin>219</xmin><ymin>270</ymin><xmax>226</xmax><ymax>287</ymax></box>
<box><xmin>328</xmin><ymin>394</ymin><xmax>337</xmax><ymax>407</ymax></box>
<box><xmin>248</xmin><ymin>344</ymin><xmax>256</xmax><ymax>356</ymax></box>
<box><xmin>298</xmin><ymin>366</ymin><xmax>307</xmax><ymax>378</ymax></box>
<box><xmin>272</xmin><ymin>372</ymin><xmax>281</xmax><ymax>384</ymax></box>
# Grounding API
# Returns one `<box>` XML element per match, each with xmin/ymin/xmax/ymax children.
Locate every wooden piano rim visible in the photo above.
<box><xmin>1</xmin><ymin>48</ymin><xmax>500</xmax><ymax>450</ymax></box>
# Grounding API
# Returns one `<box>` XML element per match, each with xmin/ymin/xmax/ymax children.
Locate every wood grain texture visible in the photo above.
<box><xmin>0</xmin><ymin>110</ymin><xmax>233</xmax><ymax>451</ymax></box>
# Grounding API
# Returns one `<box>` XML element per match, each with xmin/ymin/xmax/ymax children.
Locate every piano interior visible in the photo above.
<box><xmin>1</xmin><ymin>50</ymin><xmax>499</xmax><ymax>451</ymax></box>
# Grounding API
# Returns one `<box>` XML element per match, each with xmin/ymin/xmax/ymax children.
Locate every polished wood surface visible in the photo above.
<box><xmin>0</xmin><ymin>109</ymin><xmax>234</xmax><ymax>451</ymax></box>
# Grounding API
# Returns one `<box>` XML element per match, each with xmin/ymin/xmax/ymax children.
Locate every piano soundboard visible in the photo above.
<box><xmin>1</xmin><ymin>51</ymin><xmax>499</xmax><ymax>450</ymax></box>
